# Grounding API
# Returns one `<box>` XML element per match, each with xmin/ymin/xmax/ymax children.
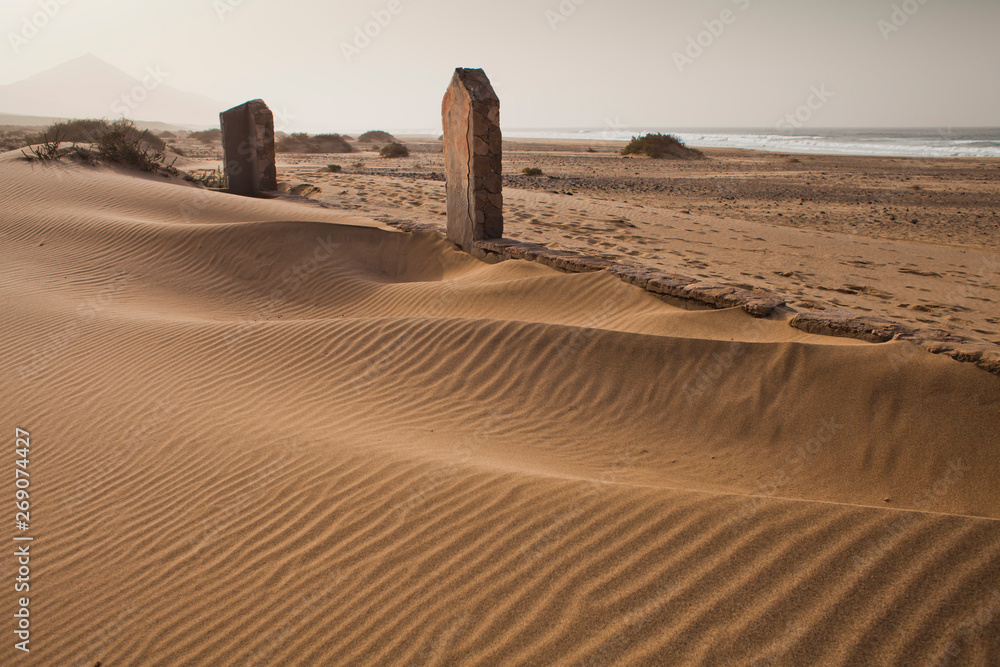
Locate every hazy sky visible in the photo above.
<box><xmin>2</xmin><ymin>0</ymin><xmax>998</xmax><ymax>132</ymax></box>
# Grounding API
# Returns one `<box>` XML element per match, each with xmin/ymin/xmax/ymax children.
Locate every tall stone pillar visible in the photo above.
<box><xmin>220</xmin><ymin>99</ymin><xmax>277</xmax><ymax>197</ymax></box>
<box><xmin>442</xmin><ymin>68</ymin><xmax>502</xmax><ymax>251</ymax></box>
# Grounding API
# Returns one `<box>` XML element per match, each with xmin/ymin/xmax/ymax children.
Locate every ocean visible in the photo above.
<box><xmin>501</xmin><ymin>127</ymin><xmax>1000</xmax><ymax>159</ymax></box>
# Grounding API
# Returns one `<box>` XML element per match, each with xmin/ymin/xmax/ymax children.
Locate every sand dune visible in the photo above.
<box><xmin>2</xmin><ymin>152</ymin><xmax>999</xmax><ymax>665</ymax></box>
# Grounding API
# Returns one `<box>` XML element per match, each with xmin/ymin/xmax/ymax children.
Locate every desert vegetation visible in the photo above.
<box><xmin>185</xmin><ymin>167</ymin><xmax>227</xmax><ymax>189</ymax></box>
<box><xmin>0</xmin><ymin>130</ymin><xmax>32</xmax><ymax>152</ymax></box>
<box><xmin>622</xmin><ymin>133</ymin><xmax>704</xmax><ymax>160</ymax></box>
<box><xmin>522</xmin><ymin>167</ymin><xmax>544</xmax><ymax>176</ymax></box>
<box><xmin>29</xmin><ymin>119</ymin><xmax>105</xmax><ymax>145</ymax></box>
<box><xmin>276</xmin><ymin>133</ymin><xmax>353</xmax><ymax>154</ymax></box>
<box><xmin>189</xmin><ymin>128</ymin><xmax>222</xmax><ymax>144</ymax></box>
<box><xmin>358</xmin><ymin>130</ymin><xmax>397</xmax><ymax>144</ymax></box>
<box><xmin>379</xmin><ymin>142</ymin><xmax>409</xmax><ymax>158</ymax></box>
<box><xmin>20</xmin><ymin>118</ymin><xmax>175</xmax><ymax>174</ymax></box>
<box><xmin>16</xmin><ymin>118</ymin><xmax>167</xmax><ymax>152</ymax></box>
<box><xmin>94</xmin><ymin>119</ymin><xmax>171</xmax><ymax>171</ymax></box>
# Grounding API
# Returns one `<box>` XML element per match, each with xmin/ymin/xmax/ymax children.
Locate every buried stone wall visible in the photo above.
<box><xmin>442</xmin><ymin>68</ymin><xmax>503</xmax><ymax>251</ymax></box>
<box><xmin>220</xmin><ymin>99</ymin><xmax>277</xmax><ymax>197</ymax></box>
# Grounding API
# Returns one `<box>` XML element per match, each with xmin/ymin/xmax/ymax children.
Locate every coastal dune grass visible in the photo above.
<box><xmin>622</xmin><ymin>133</ymin><xmax>704</xmax><ymax>159</ymax></box>
<box><xmin>21</xmin><ymin>117</ymin><xmax>174</xmax><ymax>173</ymax></box>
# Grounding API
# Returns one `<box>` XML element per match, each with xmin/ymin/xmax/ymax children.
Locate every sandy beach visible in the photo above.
<box><xmin>2</xmin><ymin>133</ymin><xmax>999</xmax><ymax>664</ymax></box>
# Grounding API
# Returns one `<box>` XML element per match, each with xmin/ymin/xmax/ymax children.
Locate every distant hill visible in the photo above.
<box><xmin>0</xmin><ymin>112</ymin><xmax>192</xmax><ymax>133</ymax></box>
<box><xmin>0</xmin><ymin>54</ymin><xmax>223</xmax><ymax>128</ymax></box>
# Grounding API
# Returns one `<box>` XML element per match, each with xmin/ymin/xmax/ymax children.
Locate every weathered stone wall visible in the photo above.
<box><xmin>385</xmin><ymin>218</ymin><xmax>1000</xmax><ymax>377</ymax></box>
<box><xmin>220</xmin><ymin>99</ymin><xmax>277</xmax><ymax>197</ymax></box>
<box><xmin>442</xmin><ymin>68</ymin><xmax>502</xmax><ymax>251</ymax></box>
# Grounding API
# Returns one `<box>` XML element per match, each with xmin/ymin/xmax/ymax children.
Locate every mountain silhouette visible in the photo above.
<box><xmin>0</xmin><ymin>54</ymin><xmax>223</xmax><ymax>127</ymax></box>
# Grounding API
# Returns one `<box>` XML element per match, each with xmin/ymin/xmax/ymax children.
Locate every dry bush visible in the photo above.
<box><xmin>276</xmin><ymin>133</ymin><xmax>353</xmax><ymax>154</ymax></box>
<box><xmin>379</xmin><ymin>142</ymin><xmax>409</xmax><ymax>158</ymax></box>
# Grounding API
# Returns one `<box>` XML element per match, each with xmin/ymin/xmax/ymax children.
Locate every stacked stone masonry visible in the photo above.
<box><xmin>442</xmin><ymin>68</ymin><xmax>502</xmax><ymax>251</ymax></box>
<box><xmin>220</xmin><ymin>99</ymin><xmax>277</xmax><ymax>198</ymax></box>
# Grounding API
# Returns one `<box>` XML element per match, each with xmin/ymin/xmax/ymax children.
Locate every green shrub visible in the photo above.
<box><xmin>522</xmin><ymin>167</ymin><xmax>543</xmax><ymax>176</ymax></box>
<box><xmin>379</xmin><ymin>142</ymin><xmax>409</xmax><ymax>158</ymax></box>
<box><xmin>358</xmin><ymin>130</ymin><xmax>396</xmax><ymax>143</ymax></box>
<box><xmin>621</xmin><ymin>133</ymin><xmax>703</xmax><ymax>159</ymax></box>
<box><xmin>327</xmin><ymin>164</ymin><xmax>342</xmax><ymax>173</ymax></box>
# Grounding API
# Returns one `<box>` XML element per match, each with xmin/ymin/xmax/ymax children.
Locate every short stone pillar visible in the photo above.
<box><xmin>442</xmin><ymin>68</ymin><xmax>502</xmax><ymax>251</ymax></box>
<box><xmin>220</xmin><ymin>99</ymin><xmax>277</xmax><ymax>197</ymax></box>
